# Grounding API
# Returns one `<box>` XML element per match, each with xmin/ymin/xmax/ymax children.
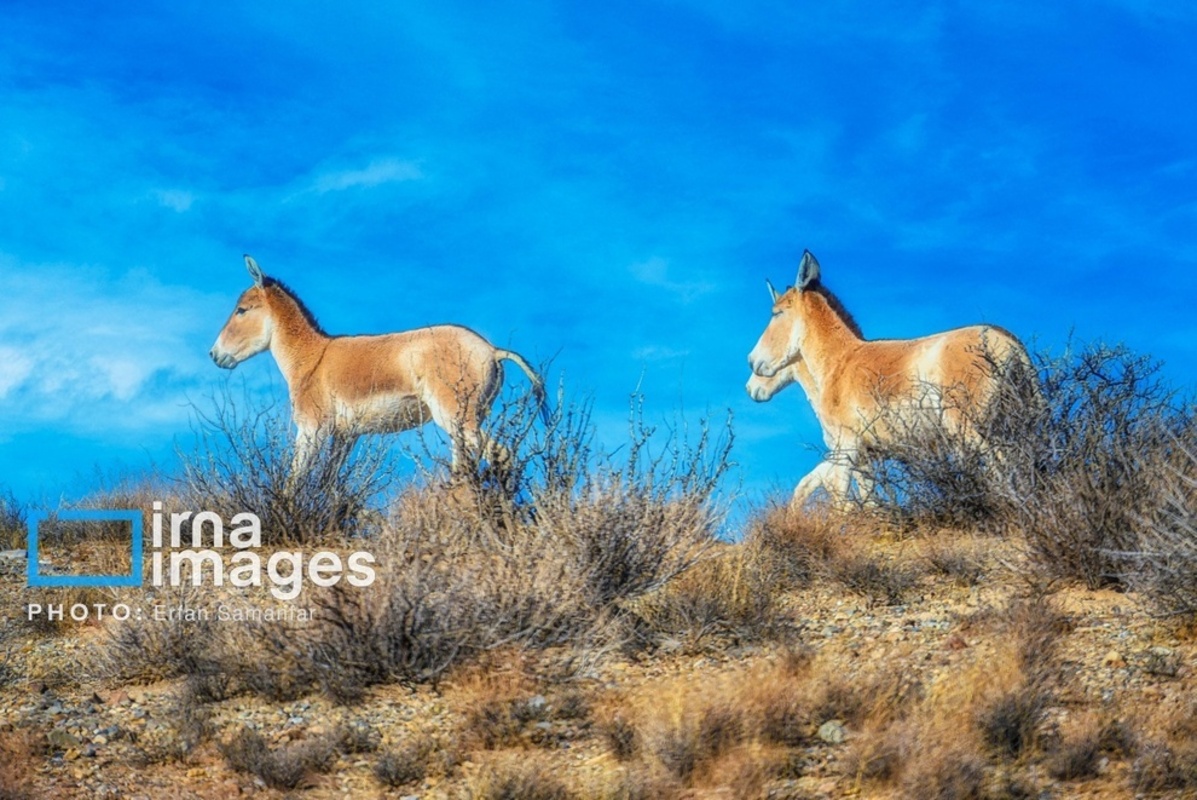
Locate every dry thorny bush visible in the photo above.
<box><xmin>178</xmin><ymin>383</ymin><xmax>399</xmax><ymax>545</ymax></box>
<box><xmin>848</xmin><ymin>338</ymin><xmax>1195</xmax><ymax>598</ymax></box>
<box><xmin>294</xmin><ymin>389</ymin><xmax>735</xmax><ymax>696</ymax></box>
<box><xmin>98</xmin><ymin>378</ymin><xmax>736</xmax><ymax>703</ymax></box>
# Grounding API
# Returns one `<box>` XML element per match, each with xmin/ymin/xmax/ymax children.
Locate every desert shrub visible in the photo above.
<box><xmin>374</xmin><ymin>737</ymin><xmax>434</xmax><ymax>787</ymax></box>
<box><xmin>1047</xmin><ymin>733</ymin><xmax>1102</xmax><ymax>781</ymax></box>
<box><xmin>219</xmin><ymin>726</ymin><xmax>338</xmax><ymax>790</ymax></box>
<box><xmin>920</xmin><ymin>538</ymin><xmax>986</xmax><ymax>586</ymax></box>
<box><xmin>644</xmin><ymin>702</ymin><xmax>746</xmax><ymax>782</ymax></box>
<box><xmin>976</xmin><ymin>684</ymin><xmax>1051</xmax><ymax>760</ymax></box>
<box><xmin>178</xmin><ymin>384</ymin><xmax>399</xmax><ymax>544</ymax></box>
<box><xmin>151</xmin><ymin>388</ymin><xmax>731</xmax><ymax>700</ymax></box>
<box><xmin>1122</xmin><ymin>432</ymin><xmax>1197</xmax><ymax>618</ymax></box>
<box><xmin>0</xmin><ymin>488</ymin><xmax>26</xmax><ymax>551</ymax></box>
<box><xmin>468</xmin><ymin>754</ymin><xmax>576</xmax><ymax>800</ymax></box>
<box><xmin>853</xmin><ymin>338</ymin><xmax>1043</xmax><ymax>530</ymax></box>
<box><xmin>285</xmin><ymin>393</ymin><xmax>729</xmax><ymax>692</ymax></box>
<box><xmin>977</xmin><ymin>599</ymin><xmax>1062</xmax><ymax>761</ymax></box>
<box><xmin>852</xmin><ymin>339</ymin><xmax>1190</xmax><ymax>591</ymax></box>
<box><xmin>746</xmin><ymin>504</ymin><xmax>862</xmax><ymax>583</ymax></box>
<box><xmin>834</xmin><ymin>555</ymin><xmax>920</xmax><ymax>606</ymax></box>
<box><xmin>899</xmin><ymin>748</ymin><xmax>986</xmax><ymax>800</ymax></box>
<box><xmin>624</xmin><ymin>540</ymin><xmax>797</xmax><ymax>652</ymax></box>
<box><xmin>1008</xmin><ymin>343</ymin><xmax>1189</xmax><ymax>589</ymax></box>
<box><xmin>1131</xmin><ymin>741</ymin><xmax>1197</xmax><ymax>794</ymax></box>
<box><xmin>604</xmin><ymin>716</ymin><xmax>640</xmax><ymax>761</ymax></box>
<box><xmin>0</xmin><ymin>730</ymin><xmax>42</xmax><ymax>800</ymax></box>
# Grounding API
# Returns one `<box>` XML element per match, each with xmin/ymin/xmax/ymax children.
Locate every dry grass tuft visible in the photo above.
<box><xmin>841</xmin><ymin>597</ymin><xmax>1066</xmax><ymax>796</ymax></box>
<box><xmin>1131</xmin><ymin>741</ymin><xmax>1197</xmax><ymax>795</ymax></box>
<box><xmin>0</xmin><ymin>488</ymin><xmax>26</xmax><ymax>552</ymax></box>
<box><xmin>467</xmin><ymin>753</ymin><xmax>576</xmax><ymax>800</ymax></box>
<box><xmin>374</xmin><ymin>736</ymin><xmax>435</xmax><ymax>788</ymax></box>
<box><xmin>0</xmin><ymin>730</ymin><xmax>42</xmax><ymax>800</ymax></box>
<box><xmin>976</xmin><ymin>684</ymin><xmax>1051</xmax><ymax>760</ymax></box>
<box><xmin>834</xmin><ymin>554</ymin><xmax>921</xmax><ymax>606</ymax></box>
<box><xmin>920</xmin><ymin>536</ymin><xmax>987</xmax><ymax>586</ymax></box>
<box><xmin>624</xmin><ymin>539</ymin><xmax>797</xmax><ymax>651</ymax></box>
<box><xmin>602</xmin><ymin>715</ymin><xmax>640</xmax><ymax>761</ymax></box>
<box><xmin>218</xmin><ymin>725</ymin><xmax>338</xmax><ymax>790</ymax></box>
<box><xmin>898</xmin><ymin>746</ymin><xmax>986</xmax><ymax>800</ymax></box>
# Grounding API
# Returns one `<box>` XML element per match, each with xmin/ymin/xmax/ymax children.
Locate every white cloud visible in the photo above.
<box><xmin>154</xmin><ymin>189</ymin><xmax>194</xmax><ymax>212</ymax></box>
<box><xmin>0</xmin><ymin>346</ymin><xmax>34</xmax><ymax>398</ymax></box>
<box><xmin>312</xmin><ymin>158</ymin><xmax>423</xmax><ymax>193</ymax></box>
<box><xmin>0</xmin><ymin>257</ymin><xmax>220</xmax><ymax>435</ymax></box>
<box><xmin>633</xmin><ymin>345</ymin><xmax>689</xmax><ymax>361</ymax></box>
<box><xmin>630</xmin><ymin>257</ymin><xmax>714</xmax><ymax>303</ymax></box>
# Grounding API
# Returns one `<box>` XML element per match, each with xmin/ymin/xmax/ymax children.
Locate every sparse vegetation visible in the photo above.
<box><xmin>218</xmin><ymin>725</ymin><xmax>338</xmax><ymax>790</ymax></box>
<box><xmin>3</xmin><ymin>337</ymin><xmax>1196</xmax><ymax>797</ymax></box>
<box><xmin>850</xmin><ymin>340</ymin><xmax>1195</xmax><ymax>601</ymax></box>
<box><xmin>0</xmin><ymin>488</ymin><xmax>26</xmax><ymax>551</ymax></box>
<box><xmin>179</xmin><ymin>386</ymin><xmax>400</xmax><ymax>545</ymax></box>
<box><xmin>374</xmin><ymin>736</ymin><xmax>434</xmax><ymax>787</ymax></box>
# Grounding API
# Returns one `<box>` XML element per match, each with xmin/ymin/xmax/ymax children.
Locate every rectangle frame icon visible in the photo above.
<box><xmin>26</xmin><ymin>509</ymin><xmax>143</xmax><ymax>587</ymax></box>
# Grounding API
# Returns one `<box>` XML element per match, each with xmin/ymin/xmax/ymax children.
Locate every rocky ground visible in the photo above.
<box><xmin>1</xmin><ymin>525</ymin><xmax>1194</xmax><ymax>799</ymax></box>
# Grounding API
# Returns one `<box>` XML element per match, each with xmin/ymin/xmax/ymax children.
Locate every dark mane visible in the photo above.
<box><xmin>809</xmin><ymin>280</ymin><xmax>863</xmax><ymax>338</ymax></box>
<box><xmin>264</xmin><ymin>277</ymin><xmax>327</xmax><ymax>335</ymax></box>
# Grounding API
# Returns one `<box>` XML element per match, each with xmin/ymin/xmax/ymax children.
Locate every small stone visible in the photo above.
<box><xmin>48</xmin><ymin>729</ymin><xmax>81</xmax><ymax>750</ymax></box>
<box><xmin>1102</xmin><ymin>650</ymin><xmax>1126</xmax><ymax>668</ymax></box>
<box><xmin>817</xmin><ymin>720</ymin><xmax>846</xmax><ymax>744</ymax></box>
<box><xmin>1145</xmin><ymin>646</ymin><xmax>1180</xmax><ymax>677</ymax></box>
<box><xmin>945</xmin><ymin>634</ymin><xmax>969</xmax><ymax>651</ymax></box>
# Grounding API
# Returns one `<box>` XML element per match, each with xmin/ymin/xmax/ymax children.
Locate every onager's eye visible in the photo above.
<box><xmin>235</xmin><ymin>306</ymin><xmax>248</xmax><ymax>316</ymax></box>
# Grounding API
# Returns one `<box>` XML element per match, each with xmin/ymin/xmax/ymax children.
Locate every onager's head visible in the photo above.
<box><xmin>747</xmin><ymin>249</ymin><xmax>821</xmax><ymax>379</ymax></box>
<box><xmin>209</xmin><ymin>255</ymin><xmax>275</xmax><ymax>369</ymax></box>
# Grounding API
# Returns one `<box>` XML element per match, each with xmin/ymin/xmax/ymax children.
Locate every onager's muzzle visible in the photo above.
<box><xmin>209</xmin><ymin>345</ymin><xmax>238</xmax><ymax>369</ymax></box>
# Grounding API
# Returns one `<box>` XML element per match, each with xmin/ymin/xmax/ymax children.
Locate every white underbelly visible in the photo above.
<box><xmin>334</xmin><ymin>394</ymin><xmax>429</xmax><ymax>434</ymax></box>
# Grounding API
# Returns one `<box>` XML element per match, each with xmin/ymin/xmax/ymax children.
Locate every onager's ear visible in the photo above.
<box><xmin>796</xmin><ymin>249</ymin><xmax>820</xmax><ymax>290</ymax></box>
<box><xmin>766</xmin><ymin>279</ymin><xmax>779</xmax><ymax>303</ymax></box>
<box><xmin>244</xmin><ymin>254</ymin><xmax>265</xmax><ymax>287</ymax></box>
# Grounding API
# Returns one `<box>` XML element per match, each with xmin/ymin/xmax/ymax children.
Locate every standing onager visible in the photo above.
<box><xmin>746</xmin><ymin>250</ymin><xmax>1034</xmax><ymax>510</ymax></box>
<box><xmin>210</xmin><ymin>255</ymin><xmax>546</xmax><ymax>477</ymax></box>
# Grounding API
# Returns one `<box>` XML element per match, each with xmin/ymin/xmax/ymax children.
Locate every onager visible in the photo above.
<box><xmin>210</xmin><ymin>255</ymin><xmax>545</xmax><ymax>477</ymax></box>
<box><xmin>746</xmin><ymin>250</ymin><xmax>1034</xmax><ymax>510</ymax></box>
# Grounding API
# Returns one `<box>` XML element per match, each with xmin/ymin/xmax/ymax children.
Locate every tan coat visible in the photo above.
<box><xmin>210</xmin><ymin>256</ymin><xmax>543</xmax><ymax>474</ymax></box>
<box><xmin>747</xmin><ymin>250</ymin><xmax>1033</xmax><ymax>509</ymax></box>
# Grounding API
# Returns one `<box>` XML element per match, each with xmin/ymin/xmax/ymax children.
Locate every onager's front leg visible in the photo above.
<box><xmin>287</xmin><ymin>424</ymin><xmax>322</xmax><ymax>489</ymax></box>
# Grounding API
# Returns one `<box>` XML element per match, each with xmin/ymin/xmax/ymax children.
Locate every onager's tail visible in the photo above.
<box><xmin>495</xmin><ymin>349</ymin><xmax>550</xmax><ymax>426</ymax></box>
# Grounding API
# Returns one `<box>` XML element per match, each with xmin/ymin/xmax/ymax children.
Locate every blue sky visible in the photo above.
<box><xmin>2</xmin><ymin>2</ymin><xmax>1195</xmax><ymax>514</ymax></box>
